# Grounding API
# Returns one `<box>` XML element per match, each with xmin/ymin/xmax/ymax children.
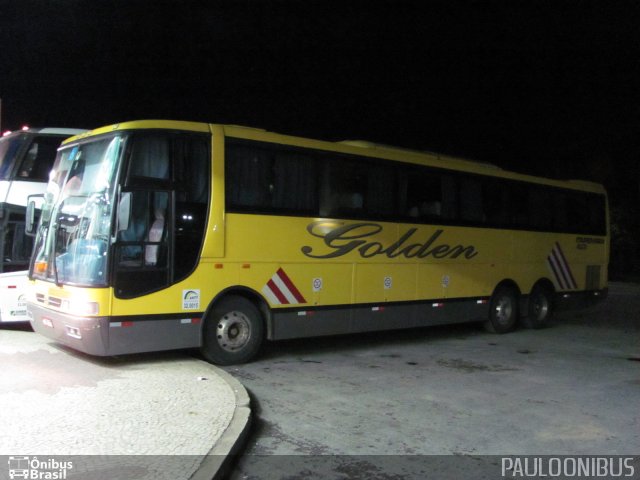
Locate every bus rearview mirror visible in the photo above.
<box><xmin>25</xmin><ymin>194</ymin><xmax>44</xmax><ymax>237</ymax></box>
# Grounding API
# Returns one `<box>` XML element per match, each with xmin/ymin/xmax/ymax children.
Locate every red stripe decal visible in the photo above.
<box><xmin>267</xmin><ymin>278</ymin><xmax>289</xmax><ymax>304</ymax></box>
<box><xmin>276</xmin><ymin>268</ymin><xmax>307</xmax><ymax>303</ymax></box>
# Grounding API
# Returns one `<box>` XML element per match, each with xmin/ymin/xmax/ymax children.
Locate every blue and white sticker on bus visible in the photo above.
<box><xmin>182</xmin><ymin>289</ymin><xmax>201</xmax><ymax>310</ymax></box>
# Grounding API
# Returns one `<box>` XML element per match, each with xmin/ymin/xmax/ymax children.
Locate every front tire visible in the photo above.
<box><xmin>201</xmin><ymin>295</ymin><xmax>264</xmax><ymax>365</ymax></box>
<box><xmin>484</xmin><ymin>285</ymin><xmax>518</xmax><ymax>334</ymax></box>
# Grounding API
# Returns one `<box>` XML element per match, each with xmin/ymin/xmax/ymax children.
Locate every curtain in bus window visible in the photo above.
<box><xmin>587</xmin><ymin>194</ymin><xmax>606</xmax><ymax>236</ymax></box>
<box><xmin>118</xmin><ymin>190</ymin><xmax>150</xmax><ymax>265</ymax></box>
<box><xmin>460</xmin><ymin>177</ymin><xmax>484</xmax><ymax>223</ymax></box>
<box><xmin>529</xmin><ymin>187</ymin><xmax>553</xmax><ymax>230</ymax></box>
<box><xmin>175</xmin><ymin>138</ymin><xmax>208</xmax><ymax>203</ymax></box>
<box><xmin>508</xmin><ymin>184</ymin><xmax>529</xmax><ymax>228</ymax></box>
<box><xmin>322</xmin><ymin>160</ymin><xmax>365</xmax><ymax>217</ymax></box>
<box><xmin>272</xmin><ymin>153</ymin><xmax>317</xmax><ymax>212</ymax></box>
<box><xmin>565</xmin><ymin>193</ymin><xmax>589</xmax><ymax>233</ymax></box>
<box><xmin>482</xmin><ymin>180</ymin><xmax>509</xmax><ymax>226</ymax></box>
<box><xmin>366</xmin><ymin>164</ymin><xmax>396</xmax><ymax>218</ymax></box>
<box><xmin>406</xmin><ymin>171</ymin><xmax>445</xmax><ymax>221</ymax></box>
<box><xmin>552</xmin><ymin>192</ymin><xmax>569</xmax><ymax>232</ymax></box>
<box><xmin>129</xmin><ymin>135</ymin><xmax>170</xmax><ymax>180</ymax></box>
<box><xmin>226</xmin><ymin>146</ymin><xmax>271</xmax><ymax>209</ymax></box>
<box><xmin>441</xmin><ymin>175</ymin><xmax>457</xmax><ymax>220</ymax></box>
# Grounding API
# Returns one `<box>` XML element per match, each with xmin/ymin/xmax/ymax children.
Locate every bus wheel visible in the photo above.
<box><xmin>522</xmin><ymin>285</ymin><xmax>553</xmax><ymax>329</ymax></box>
<box><xmin>484</xmin><ymin>286</ymin><xmax>518</xmax><ymax>334</ymax></box>
<box><xmin>201</xmin><ymin>296</ymin><xmax>264</xmax><ymax>365</ymax></box>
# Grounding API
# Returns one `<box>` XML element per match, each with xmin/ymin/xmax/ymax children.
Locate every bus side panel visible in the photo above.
<box><xmin>272</xmin><ymin>299</ymin><xmax>490</xmax><ymax>340</ymax></box>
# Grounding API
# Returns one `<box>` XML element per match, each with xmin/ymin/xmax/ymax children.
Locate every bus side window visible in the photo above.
<box><xmin>565</xmin><ymin>192</ymin><xmax>589</xmax><ymax>233</ymax></box>
<box><xmin>272</xmin><ymin>152</ymin><xmax>318</xmax><ymax>214</ymax></box>
<box><xmin>226</xmin><ymin>146</ymin><xmax>271</xmax><ymax>209</ymax></box>
<box><xmin>459</xmin><ymin>177</ymin><xmax>483</xmax><ymax>223</ymax></box>
<box><xmin>508</xmin><ymin>183</ymin><xmax>529</xmax><ymax>228</ymax></box>
<box><xmin>552</xmin><ymin>191</ymin><xmax>569</xmax><ymax>232</ymax></box>
<box><xmin>441</xmin><ymin>175</ymin><xmax>458</xmax><ymax>220</ymax></box>
<box><xmin>587</xmin><ymin>194</ymin><xmax>606</xmax><ymax>236</ymax></box>
<box><xmin>320</xmin><ymin>159</ymin><xmax>366</xmax><ymax>218</ymax></box>
<box><xmin>482</xmin><ymin>179</ymin><xmax>509</xmax><ymax>226</ymax></box>
<box><xmin>405</xmin><ymin>169</ymin><xmax>444</xmax><ymax>221</ymax></box>
<box><xmin>529</xmin><ymin>186</ymin><xmax>553</xmax><ymax>230</ymax></box>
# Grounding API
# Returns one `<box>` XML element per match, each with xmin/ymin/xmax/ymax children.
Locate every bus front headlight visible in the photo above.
<box><xmin>61</xmin><ymin>299</ymin><xmax>99</xmax><ymax>316</ymax></box>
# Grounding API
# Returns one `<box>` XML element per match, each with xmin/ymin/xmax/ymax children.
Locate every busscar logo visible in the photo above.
<box><xmin>301</xmin><ymin>221</ymin><xmax>479</xmax><ymax>260</ymax></box>
<box><xmin>7</xmin><ymin>456</ymin><xmax>73</xmax><ymax>479</ymax></box>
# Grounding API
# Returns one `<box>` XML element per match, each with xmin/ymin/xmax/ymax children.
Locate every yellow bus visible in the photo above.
<box><xmin>25</xmin><ymin>120</ymin><xmax>608</xmax><ymax>365</ymax></box>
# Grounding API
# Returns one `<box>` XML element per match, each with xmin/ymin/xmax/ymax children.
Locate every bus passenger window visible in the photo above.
<box><xmin>482</xmin><ymin>180</ymin><xmax>509</xmax><ymax>226</ymax></box>
<box><xmin>366</xmin><ymin>164</ymin><xmax>396</xmax><ymax>218</ymax></box>
<box><xmin>226</xmin><ymin>146</ymin><xmax>271</xmax><ymax>209</ymax></box>
<box><xmin>272</xmin><ymin>152</ymin><xmax>318</xmax><ymax>213</ymax></box>
<box><xmin>529</xmin><ymin>187</ymin><xmax>553</xmax><ymax>230</ymax></box>
<box><xmin>320</xmin><ymin>160</ymin><xmax>366</xmax><ymax>218</ymax></box>
<box><xmin>404</xmin><ymin>169</ymin><xmax>446</xmax><ymax>222</ymax></box>
<box><xmin>507</xmin><ymin>184</ymin><xmax>528</xmax><ymax>228</ymax></box>
<box><xmin>459</xmin><ymin>177</ymin><xmax>484</xmax><ymax>223</ymax></box>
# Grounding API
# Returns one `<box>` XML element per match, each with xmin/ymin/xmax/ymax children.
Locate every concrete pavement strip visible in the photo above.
<box><xmin>0</xmin><ymin>328</ymin><xmax>251</xmax><ymax>480</ymax></box>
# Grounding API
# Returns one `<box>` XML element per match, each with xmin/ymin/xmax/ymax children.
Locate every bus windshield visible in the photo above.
<box><xmin>31</xmin><ymin>134</ymin><xmax>125</xmax><ymax>286</ymax></box>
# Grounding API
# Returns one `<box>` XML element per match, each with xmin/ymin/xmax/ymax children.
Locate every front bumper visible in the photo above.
<box><xmin>28</xmin><ymin>302</ymin><xmax>110</xmax><ymax>355</ymax></box>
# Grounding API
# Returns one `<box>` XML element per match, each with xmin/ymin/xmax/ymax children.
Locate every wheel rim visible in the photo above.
<box><xmin>531</xmin><ymin>292</ymin><xmax>549</xmax><ymax>321</ymax></box>
<box><xmin>216</xmin><ymin>310</ymin><xmax>251</xmax><ymax>352</ymax></box>
<box><xmin>494</xmin><ymin>295</ymin><xmax>514</xmax><ymax>325</ymax></box>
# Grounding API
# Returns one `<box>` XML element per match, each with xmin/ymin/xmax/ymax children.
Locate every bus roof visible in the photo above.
<box><xmin>63</xmin><ymin>120</ymin><xmax>606</xmax><ymax>195</ymax></box>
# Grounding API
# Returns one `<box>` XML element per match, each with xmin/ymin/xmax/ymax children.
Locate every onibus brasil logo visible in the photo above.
<box><xmin>7</xmin><ymin>456</ymin><xmax>73</xmax><ymax>479</ymax></box>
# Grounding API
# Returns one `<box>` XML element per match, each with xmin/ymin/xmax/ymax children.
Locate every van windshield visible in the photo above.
<box><xmin>0</xmin><ymin>134</ymin><xmax>27</xmax><ymax>180</ymax></box>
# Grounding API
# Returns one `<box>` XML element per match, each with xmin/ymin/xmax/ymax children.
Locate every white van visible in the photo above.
<box><xmin>0</xmin><ymin>127</ymin><xmax>85</xmax><ymax>322</ymax></box>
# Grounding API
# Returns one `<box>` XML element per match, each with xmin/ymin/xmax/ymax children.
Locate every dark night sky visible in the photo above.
<box><xmin>1</xmin><ymin>1</ymin><xmax>639</xmax><ymax>187</ymax></box>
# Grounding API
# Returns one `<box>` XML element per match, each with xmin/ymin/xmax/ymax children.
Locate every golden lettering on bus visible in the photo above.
<box><xmin>301</xmin><ymin>221</ymin><xmax>479</xmax><ymax>260</ymax></box>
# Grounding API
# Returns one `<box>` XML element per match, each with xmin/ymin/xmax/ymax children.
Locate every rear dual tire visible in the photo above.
<box><xmin>484</xmin><ymin>286</ymin><xmax>518</xmax><ymax>334</ymax></box>
<box><xmin>521</xmin><ymin>285</ymin><xmax>553</xmax><ymax>329</ymax></box>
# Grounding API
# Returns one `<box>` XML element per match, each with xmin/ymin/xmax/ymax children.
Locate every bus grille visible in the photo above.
<box><xmin>47</xmin><ymin>296</ymin><xmax>62</xmax><ymax>308</ymax></box>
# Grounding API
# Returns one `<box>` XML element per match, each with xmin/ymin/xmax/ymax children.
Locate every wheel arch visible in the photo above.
<box><xmin>522</xmin><ymin>277</ymin><xmax>556</xmax><ymax>315</ymax></box>
<box><xmin>492</xmin><ymin>278</ymin><xmax>522</xmax><ymax>297</ymax></box>
<box><xmin>531</xmin><ymin>277</ymin><xmax>556</xmax><ymax>295</ymax></box>
<box><xmin>202</xmin><ymin>286</ymin><xmax>273</xmax><ymax>341</ymax></box>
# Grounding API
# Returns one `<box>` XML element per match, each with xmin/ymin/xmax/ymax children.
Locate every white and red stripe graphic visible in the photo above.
<box><xmin>262</xmin><ymin>268</ymin><xmax>307</xmax><ymax>305</ymax></box>
<box><xmin>547</xmin><ymin>242</ymin><xmax>577</xmax><ymax>290</ymax></box>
